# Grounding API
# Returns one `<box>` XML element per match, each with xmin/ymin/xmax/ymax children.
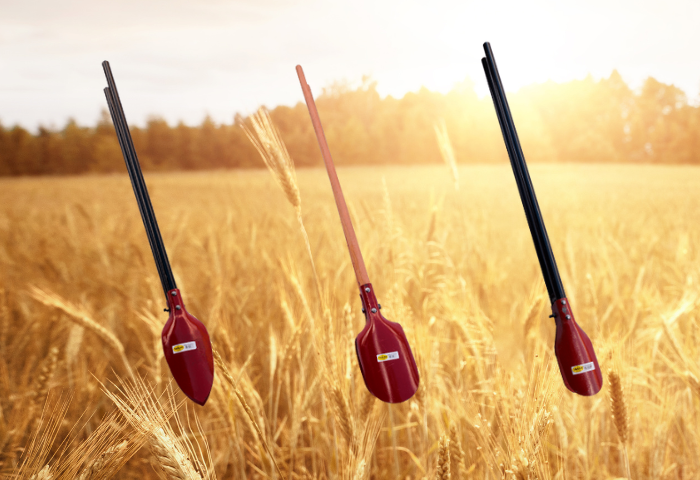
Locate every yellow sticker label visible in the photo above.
<box><xmin>172</xmin><ymin>341</ymin><xmax>197</xmax><ymax>354</ymax></box>
<box><xmin>571</xmin><ymin>362</ymin><xmax>595</xmax><ymax>375</ymax></box>
<box><xmin>376</xmin><ymin>351</ymin><xmax>399</xmax><ymax>362</ymax></box>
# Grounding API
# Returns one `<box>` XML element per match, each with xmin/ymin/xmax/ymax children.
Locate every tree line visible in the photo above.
<box><xmin>1</xmin><ymin>71</ymin><xmax>698</xmax><ymax>176</ymax></box>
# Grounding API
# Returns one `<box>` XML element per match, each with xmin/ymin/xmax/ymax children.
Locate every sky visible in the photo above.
<box><xmin>2</xmin><ymin>0</ymin><xmax>700</xmax><ymax>130</ymax></box>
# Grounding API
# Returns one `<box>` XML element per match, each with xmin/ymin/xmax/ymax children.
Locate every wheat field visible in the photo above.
<box><xmin>0</xmin><ymin>162</ymin><xmax>699</xmax><ymax>479</ymax></box>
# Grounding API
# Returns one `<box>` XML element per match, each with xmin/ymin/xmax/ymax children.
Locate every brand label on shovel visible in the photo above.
<box><xmin>377</xmin><ymin>351</ymin><xmax>399</xmax><ymax>362</ymax></box>
<box><xmin>173</xmin><ymin>341</ymin><xmax>197</xmax><ymax>354</ymax></box>
<box><xmin>571</xmin><ymin>362</ymin><xmax>595</xmax><ymax>375</ymax></box>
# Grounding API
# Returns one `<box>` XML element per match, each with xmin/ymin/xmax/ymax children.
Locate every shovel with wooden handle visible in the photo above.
<box><xmin>296</xmin><ymin>65</ymin><xmax>420</xmax><ymax>403</ymax></box>
<box><xmin>102</xmin><ymin>61</ymin><xmax>214</xmax><ymax>405</ymax></box>
<box><xmin>481</xmin><ymin>43</ymin><xmax>603</xmax><ymax>396</ymax></box>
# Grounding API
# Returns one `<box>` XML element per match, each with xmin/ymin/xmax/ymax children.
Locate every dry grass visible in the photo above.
<box><xmin>0</xmin><ymin>162</ymin><xmax>699</xmax><ymax>479</ymax></box>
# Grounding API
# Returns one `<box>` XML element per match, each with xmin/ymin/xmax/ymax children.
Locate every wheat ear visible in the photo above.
<box><xmin>54</xmin><ymin>408</ymin><xmax>143</xmax><ymax>480</ymax></box>
<box><xmin>213</xmin><ymin>349</ymin><xmax>285</xmax><ymax>479</ymax></box>
<box><xmin>244</xmin><ymin>108</ymin><xmax>300</xmax><ymax>210</ymax></box>
<box><xmin>30</xmin><ymin>464</ymin><xmax>53</xmax><ymax>480</ymax></box>
<box><xmin>449</xmin><ymin>424</ymin><xmax>467</xmax><ymax>479</ymax></box>
<box><xmin>324</xmin><ymin>372</ymin><xmax>356</xmax><ymax>449</ymax></box>
<box><xmin>436</xmin><ymin>435</ymin><xmax>451</xmax><ymax>479</ymax></box>
<box><xmin>243</xmin><ymin>108</ymin><xmax>323</xmax><ymax>306</ymax></box>
<box><xmin>28</xmin><ymin>287</ymin><xmax>132</xmax><ymax>377</ymax></box>
<box><xmin>102</xmin><ymin>378</ymin><xmax>209</xmax><ymax>480</ymax></box>
<box><xmin>31</xmin><ymin>347</ymin><xmax>59</xmax><ymax>408</ymax></box>
<box><xmin>358</xmin><ymin>390</ymin><xmax>375</xmax><ymax>420</ymax></box>
<box><xmin>148</xmin><ymin>427</ymin><xmax>201</xmax><ymax>480</ymax></box>
<box><xmin>352</xmin><ymin>460</ymin><xmax>366</xmax><ymax>480</ymax></box>
<box><xmin>608</xmin><ymin>369</ymin><xmax>628</xmax><ymax>443</ymax></box>
<box><xmin>608</xmin><ymin>369</ymin><xmax>631</xmax><ymax>480</ymax></box>
<box><xmin>76</xmin><ymin>441</ymin><xmax>128</xmax><ymax>480</ymax></box>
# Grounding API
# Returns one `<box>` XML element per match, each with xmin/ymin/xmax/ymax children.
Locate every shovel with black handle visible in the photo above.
<box><xmin>102</xmin><ymin>61</ymin><xmax>214</xmax><ymax>405</ymax></box>
<box><xmin>481</xmin><ymin>43</ymin><xmax>603</xmax><ymax>396</ymax></box>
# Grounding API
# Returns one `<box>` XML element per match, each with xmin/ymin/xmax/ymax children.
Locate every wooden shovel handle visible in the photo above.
<box><xmin>296</xmin><ymin>65</ymin><xmax>370</xmax><ymax>286</ymax></box>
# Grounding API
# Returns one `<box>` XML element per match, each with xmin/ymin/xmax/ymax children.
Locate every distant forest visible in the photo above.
<box><xmin>1</xmin><ymin>72</ymin><xmax>698</xmax><ymax>176</ymax></box>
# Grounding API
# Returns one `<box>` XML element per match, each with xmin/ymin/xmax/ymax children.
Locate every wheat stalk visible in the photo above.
<box><xmin>685</xmin><ymin>371</ymin><xmax>700</xmax><ymax>399</ymax></box>
<box><xmin>15</xmin><ymin>394</ymin><xmax>71</xmax><ymax>480</ymax></box>
<box><xmin>213</xmin><ymin>349</ymin><xmax>284</xmax><ymax>479</ymax></box>
<box><xmin>434</xmin><ymin>120</ymin><xmax>459</xmax><ymax>191</ymax></box>
<box><xmin>343</xmin><ymin>410</ymin><xmax>385</xmax><ymax>480</ymax></box>
<box><xmin>552</xmin><ymin>406</ymin><xmax>568</xmax><ymax>454</ymax></box>
<box><xmin>301</xmin><ymin>376</ymin><xmax>322</xmax><ymax>411</ymax></box>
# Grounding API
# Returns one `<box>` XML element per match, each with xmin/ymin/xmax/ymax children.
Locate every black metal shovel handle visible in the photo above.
<box><xmin>481</xmin><ymin>43</ymin><xmax>565</xmax><ymax>302</ymax></box>
<box><xmin>102</xmin><ymin>61</ymin><xmax>177</xmax><ymax>299</ymax></box>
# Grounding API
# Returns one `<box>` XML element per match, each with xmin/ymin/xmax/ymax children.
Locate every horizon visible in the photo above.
<box><xmin>1</xmin><ymin>68</ymin><xmax>692</xmax><ymax>132</ymax></box>
<box><xmin>2</xmin><ymin>0</ymin><xmax>700</xmax><ymax>130</ymax></box>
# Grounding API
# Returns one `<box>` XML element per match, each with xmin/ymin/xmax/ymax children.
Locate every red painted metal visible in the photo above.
<box><xmin>161</xmin><ymin>289</ymin><xmax>214</xmax><ymax>406</ymax></box>
<box><xmin>355</xmin><ymin>284</ymin><xmax>420</xmax><ymax>403</ymax></box>
<box><xmin>552</xmin><ymin>298</ymin><xmax>602</xmax><ymax>396</ymax></box>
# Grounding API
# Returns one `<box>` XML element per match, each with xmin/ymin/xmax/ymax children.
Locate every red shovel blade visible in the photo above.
<box><xmin>552</xmin><ymin>298</ymin><xmax>603</xmax><ymax>396</ymax></box>
<box><xmin>355</xmin><ymin>284</ymin><xmax>420</xmax><ymax>403</ymax></box>
<box><xmin>161</xmin><ymin>289</ymin><xmax>214</xmax><ymax>405</ymax></box>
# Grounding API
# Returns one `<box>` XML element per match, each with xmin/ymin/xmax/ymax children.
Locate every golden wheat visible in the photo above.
<box><xmin>243</xmin><ymin>108</ymin><xmax>324</xmax><ymax>308</ymax></box>
<box><xmin>102</xmin><ymin>377</ymin><xmax>213</xmax><ymax>480</ymax></box>
<box><xmin>212</xmin><ymin>349</ymin><xmax>284</xmax><ymax>479</ymax></box>
<box><xmin>1</xmin><ymin>164</ymin><xmax>700</xmax><ymax>478</ymax></box>
<box><xmin>76</xmin><ymin>441</ymin><xmax>127</xmax><ymax>480</ymax></box>
<box><xmin>449</xmin><ymin>423</ymin><xmax>467</xmax><ymax>480</ymax></box>
<box><xmin>30</xmin><ymin>347</ymin><xmax>59</xmax><ymax>407</ymax></box>
<box><xmin>28</xmin><ymin>286</ymin><xmax>133</xmax><ymax>378</ymax></box>
<box><xmin>608</xmin><ymin>368</ymin><xmax>631</xmax><ymax>480</ymax></box>
<box><xmin>436</xmin><ymin>435</ymin><xmax>451</xmax><ymax>479</ymax></box>
<box><xmin>608</xmin><ymin>369</ymin><xmax>628</xmax><ymax>443</ymax></box>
